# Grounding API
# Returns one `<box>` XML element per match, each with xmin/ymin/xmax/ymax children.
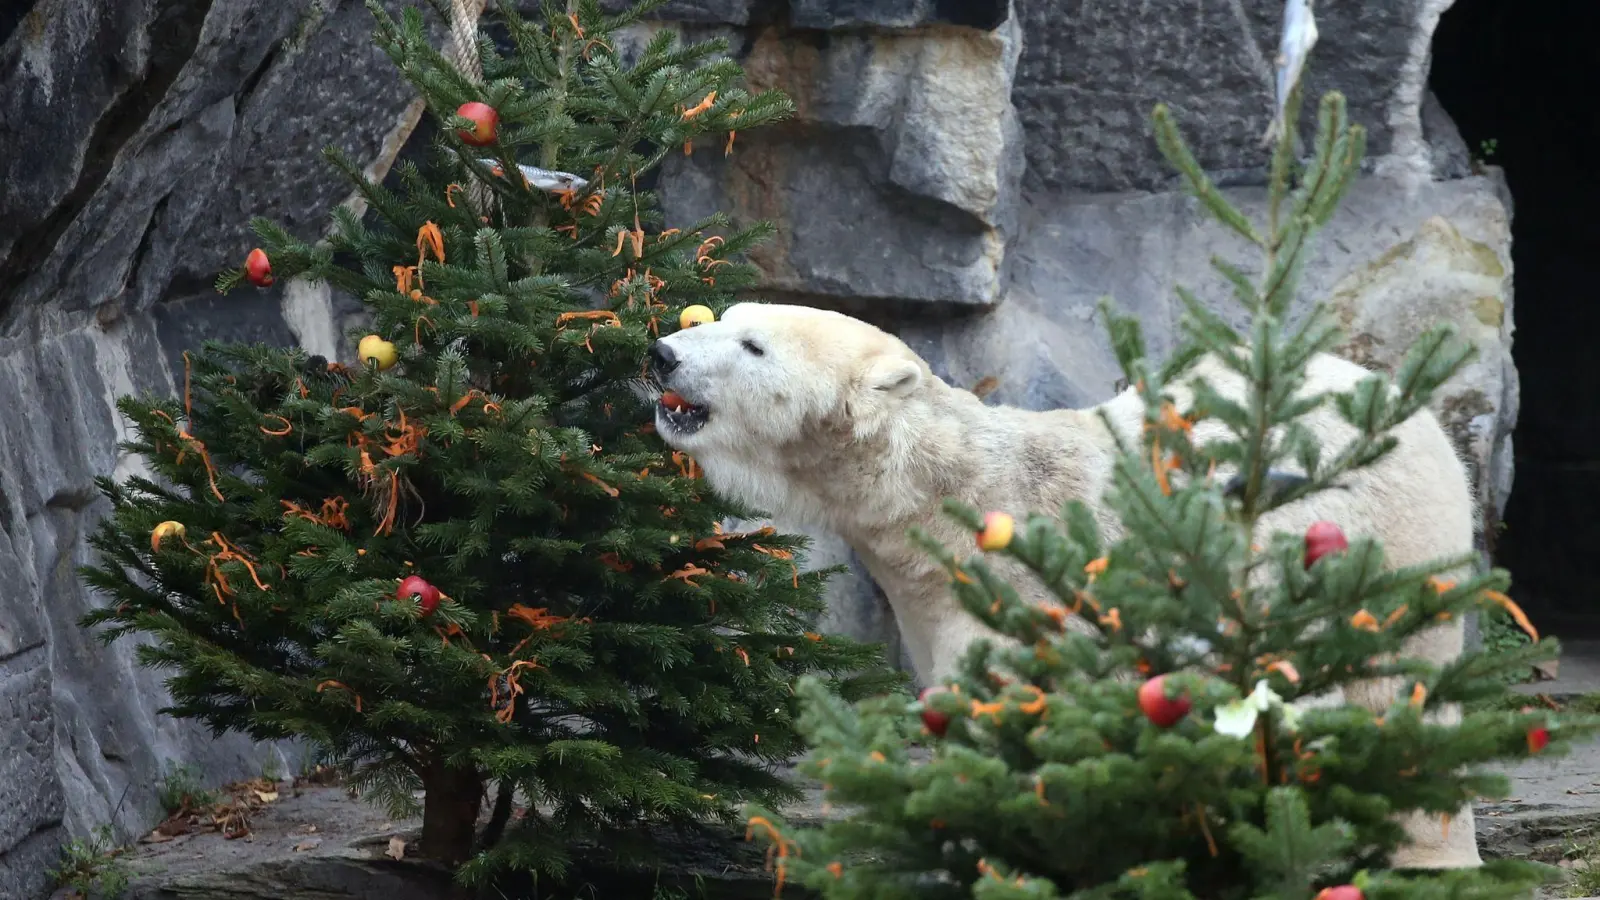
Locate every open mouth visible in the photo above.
<box><xmin>657</xmin><ymin>390</ymin><xmax>710</xmax><ymax>435</ymax></box>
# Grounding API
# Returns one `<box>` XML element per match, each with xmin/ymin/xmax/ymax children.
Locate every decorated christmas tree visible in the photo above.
<box><xmin>744</xmin><ymin>16</ymin><xmax>1596</xmax><ymax>900</ymax></box>
<box><xmin>77</xmin><ymin>0</ymin><xmax>889</xmax><ymax>887</ymax></box>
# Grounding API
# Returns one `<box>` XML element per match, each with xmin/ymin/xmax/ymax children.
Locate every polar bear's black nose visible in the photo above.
<box><xmin>648</xmin><ymin>340</ymin><xmax>679</xmax><ymax>377</ymax></box>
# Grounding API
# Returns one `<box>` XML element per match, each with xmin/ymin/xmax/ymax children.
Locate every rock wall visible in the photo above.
<box><xmin>0</xmin><ymin>0</ymin><xmax>1514</xmax><ymax>893</ymax></box>
<box><xmin>0</xmin><ymin>1</ymin><xmax>435</xmax><ymax>895</ymax></box>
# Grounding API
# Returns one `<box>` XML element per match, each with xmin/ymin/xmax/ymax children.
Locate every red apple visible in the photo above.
<box><xmin>245</xmin><ymin>248</ymin><xmax>273</xmax><ymax>287</ymax></box>
<box><xmin>1137</xmin><ymin>675</ymin><xmax>1191</xmax><ymax>728</ymax></box>
<box><xmin>1315</xmin><ymin>886</ymin><xmax>1364</xmax><ymax>900</ymax></box>
<box><xmin>919</xmin><ymin>686</ymin><xmax>951</xmax><ymax>737</ymax></box>
<box><xmin>398</xmin><ymin>574</ymin><xmax>442</xmax><ymax>616</ymax></box>
<box><xmin>455</xmin><ymin>101</ymin><xmax>499</xmax><ymax>146</ymax></box>
<box><xmin>1303</xmin><ymin>520</ymin><xmax>1349</xmax><ymax>569</ymax></box>
<box><xmin>1528</xmin><ymin>725</ymin><xmax>1550</xmax><ymax>753</ymax></box>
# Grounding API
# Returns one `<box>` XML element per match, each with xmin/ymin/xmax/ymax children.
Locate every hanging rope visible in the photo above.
<box><xmin>447</xmin><ymin>0</ymin><xmax>486</xmax><ymax>80</ymax></box>
<box><xmin>447</xmin><ymin>0</ymin><xmax>496</xmax><ymax>217</ymax></box>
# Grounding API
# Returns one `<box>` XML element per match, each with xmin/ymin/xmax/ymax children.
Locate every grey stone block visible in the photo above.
<box><xmin>640</xmin><ymin>8</ymin><xmax>1025</xmax><ymax>310</ymax></box>
<box><xmin>592</xmin><ymin>0</ymin><xmax>1010</xmax><ymax>29</ymax></box>
<box><xmin>1010</xmin><ymin>0</ymin><xmax>1450</xmax><ymax>193</ymax></box>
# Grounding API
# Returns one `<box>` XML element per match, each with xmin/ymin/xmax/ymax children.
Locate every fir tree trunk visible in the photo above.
<box><xmin>421</xmin><ymin>758</ymin><xmax>485</xmax><ymax>867</ymax></box>
<box><xmin>477</xmin><ymin>779</ymin><xmax>515</xmax><ymax>853</ymax></box>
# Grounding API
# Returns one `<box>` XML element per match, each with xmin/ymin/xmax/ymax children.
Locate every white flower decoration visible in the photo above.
<box><xmin>1212</xmin><ymin>680</ymin><xmax>1287</xmax><ymax>738</ymax></box>
<box><xmin>1213</xmin><ymin>700</ymin><xmax>1260</xmax><ymax>738</ymax></box>
<box><xmin>1246</xmin><ymin>679</ymin><xmax>1282</xmax><ymax>709</ymax></box>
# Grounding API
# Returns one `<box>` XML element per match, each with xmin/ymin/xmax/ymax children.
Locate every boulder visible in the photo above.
<box><xmin>623</xmin><ymin>6</ymin><xmax>1025</xmax><ymax>310</ymax></box>
<box><xmin>1327</xmin><ymin>210</ymin><xmax>1517</xmax><ymax>541</ymax></box>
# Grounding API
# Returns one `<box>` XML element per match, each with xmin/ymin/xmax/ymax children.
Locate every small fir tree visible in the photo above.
<box><xmin>78</xmin><ymin>0</ymin><xmax>889</xmax><ymax>886</ymax></box>
<box><xmin>745</xmin><ymin>43</ymin><xmax>1595</xmax><ymax>900</ymax></box>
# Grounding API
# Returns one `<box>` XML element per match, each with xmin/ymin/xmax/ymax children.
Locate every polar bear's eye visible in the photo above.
<box><xmin>740</xmin><ymin>339</ymin><xmax>765</xmax><ymax>357</ymax></box>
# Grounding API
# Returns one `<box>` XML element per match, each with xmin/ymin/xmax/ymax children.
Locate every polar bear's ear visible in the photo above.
<box><xmin>845</xmin><ymin>356</ymin><xmax>922</xmax><ymax>437</ymax></box>
<box><xmin>865</xmin><ymin>357</ymin><xmax>922</xmax><ymax>396</ymax></box>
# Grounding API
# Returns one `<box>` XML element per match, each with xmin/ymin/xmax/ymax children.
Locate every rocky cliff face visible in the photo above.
<box><xmin>0</xmin><ymin>1</ymin><xmax>433</xmax><ymax>895</ymax></box>
<box><xmin>0</xmin><ymin>0</ymin><xmax>1513</xmax><ymax>894</ymax></box>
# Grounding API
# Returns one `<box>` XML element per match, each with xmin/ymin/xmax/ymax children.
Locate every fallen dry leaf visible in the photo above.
<box><xmin>386</xmin><ymin>836</ymin><xmax>407</xmax><ymax>861</ymax></box>
<box><xmin>254</xmin><ymin>789</ymin><xmax>279</xmax><ymax>803</ymax></box>
<box><xmin>143</xmin><ymin>807</ymin><xmax>197</xmax><ymax>843</ymax></box>
<box><xmin>293</xmin><ymin>838</ymin><xmax>321</xmax><ymax>852</ymax></box>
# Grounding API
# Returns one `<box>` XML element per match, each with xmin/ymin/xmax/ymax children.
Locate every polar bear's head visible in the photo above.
<box><xmin>648</xmin><ymin>302</ymin><xmax>928</xmax><ymax>449</ymax></box>
<box><xmin>646</xmin><ymin>302</ymin><xmax>932</xmax><ymax>518</ymax></box>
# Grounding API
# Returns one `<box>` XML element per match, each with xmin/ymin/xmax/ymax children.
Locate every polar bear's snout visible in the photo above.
<box><xmin>647</xmin><ymin>340</ymin><xmax>679</xmax><ymax>378</ymax></box>
<box><xmin>648</xmin><ymin>335</ymin><xmax>714</xmax><ymax>440</ymax></box>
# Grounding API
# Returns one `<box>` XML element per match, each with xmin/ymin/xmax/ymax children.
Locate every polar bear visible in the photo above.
<box><xmin>647</xmin><ymin>301</ymin><xmax>1482</xmax><ymax>870</ymax></box>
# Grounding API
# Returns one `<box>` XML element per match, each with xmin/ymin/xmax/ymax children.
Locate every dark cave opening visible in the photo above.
<box><xmin>1430</xmin><ymin>0</ymin><xmax>1600</xmax><ymax>635</ymax></box>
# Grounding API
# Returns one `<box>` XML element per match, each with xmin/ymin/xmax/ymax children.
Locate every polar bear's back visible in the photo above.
<box><xmin>1095</xmin><ymin>350</ymin><xmax>1476</xmax><ymax>574</ymax></box>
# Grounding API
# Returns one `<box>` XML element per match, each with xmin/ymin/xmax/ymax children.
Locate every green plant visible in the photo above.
<box><xmin>1472</xmin><ymin>137</ymin><xmax>1500</xmax><ymax>173</ymax></box>
<box><xmin>1560</xmin><ymin>830</ymin><xmax>1600</xmax><ymax>899</ymax></box>
<box><xmin>650</xmin><ymin>881</ymin><xmax>691</xmax><ymax>900</ymax></box>
<box><xmin>1480</xmin><ymin>606</ymin><xmax>1535</xmax><ymax>684</ymax></box>
<box><xmin>157</xmin><ymin>761</ymin><xmax>217</xmax><ymax>814</ymax></box>
<box><xmin>261</xmin><ymin>759</ymin><xmax>284</xmax><ymax>782</ymax></box>
<box><xmin>47</xmin><ymin>824</ymin><xmax>131</xmax><ymax>900</ymax></box>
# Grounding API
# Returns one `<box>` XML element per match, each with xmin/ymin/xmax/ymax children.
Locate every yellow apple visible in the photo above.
<box><xmin>679</xmin><ymin>305</ymin><xmax>715</xmax><ymax>329</ymax></box>
<box><xmin>358</xmin><ymin>335</ymin><xmax>399</xmax><ymax>370</ymax></box>
<box><xmin>151</xmin><ymin>520</ymin><xmax>187</xmax><ymax>553</ymax></box>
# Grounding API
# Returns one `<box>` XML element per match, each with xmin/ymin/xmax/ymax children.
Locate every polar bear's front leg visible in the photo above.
<box><xmin>1342</xmin><ymin>615</ymin><xmax>1483</xmax><ymax>869</ymax></box>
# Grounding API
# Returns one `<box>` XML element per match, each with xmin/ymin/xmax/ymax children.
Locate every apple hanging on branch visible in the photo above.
<box><xmin>918</xmin><ymin>686</ymin><xmax>952</xmax><ymax>737</ymax></box>
<box><xmin>244</xmin><ymin>248</ymin><xmax>274</xmax><ymax>287</ymax></box>
<box><xmin>1138</xmin><ymin>674</ymin><xmax>1191</xmax><ymax>728</ymax></box>
<box><xmin>358</xmin><ymin>335</ymin><xmax>398</xmax><ymax>371</ymax></box>
<box><xmin>1303</xmin><ymin>520</ymin><xmax>1349</xmax><ymax>568</ymax></box>
<box><xmin>398</xmin><ymin>575</ymin><xmax>442</xmax><ymax>617</ymax></box>
<box><xmin>975</xmin><ymin>511</ymin><xmax>1014</xmax><ymax>551</ymax></box>
<box><xmin>679</xmin><ymin>305</ymin><xmax>715</xmax><ymax>329</ymax></box>
<box><xmin>455</xmin><ymin>101</ymin><xmax>499</xmax><ymax>146</ymax></box>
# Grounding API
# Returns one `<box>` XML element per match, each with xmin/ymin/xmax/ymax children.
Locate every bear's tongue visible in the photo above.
<box><xmin>661</xmin><ymin>391</ymin><xmax>693</xmax><ymax>413</ymax></box>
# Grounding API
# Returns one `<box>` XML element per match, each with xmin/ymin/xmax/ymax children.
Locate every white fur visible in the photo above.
<box><xmin>651</xmin><ymin>302</ymin><xmax>1482</xmax><ymax>870</ymax></box>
